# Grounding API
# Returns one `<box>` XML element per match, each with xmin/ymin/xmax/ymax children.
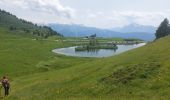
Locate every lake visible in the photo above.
<box><xmin>52</xmin><ymin>43</ymin><xmax>146</xmax><ymax>58</ymax></box>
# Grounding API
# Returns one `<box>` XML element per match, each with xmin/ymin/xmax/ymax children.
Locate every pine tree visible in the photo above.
<box><xmin>155</xmin><ymin>18</ymin><xmax>170</xmax><ymax>39</ymax></box>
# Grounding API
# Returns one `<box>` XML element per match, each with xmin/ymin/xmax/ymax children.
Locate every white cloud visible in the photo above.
<box><xmin>0</xmin><ymin>0</ymin><xmax>75</xmax><ymax>18</ymax></box>
<box><xmin>76</xmin><ymin>10</ymin><xmax>170</xmax><ymax>28</ymax></box>
<box><xmin>110</xmin><ymin>11</ymin><xmax>169</xmax><ymax>27</ymax></box>
<box><xmin>0</xmin><ymin>0</ymin><xmax>170</xmax><ymax>28</ymax></box>
<box><xmin>25</xmin><ymin>0</ymin><xmax>75</xmax><ymax>18</ymax></box>
<box><xmin>116</xmin><ymin>11</ymin><xmax>170</xmax><ymax>26</ymax></box>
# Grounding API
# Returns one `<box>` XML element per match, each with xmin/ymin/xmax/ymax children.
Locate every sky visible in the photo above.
<box><xmin>0</xmin><ymin>0</ymin><xmax>170</xmax><ymax>29</ymax></box>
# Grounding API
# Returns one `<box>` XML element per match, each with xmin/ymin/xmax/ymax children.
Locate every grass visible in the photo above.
<box><xmin>101</xmin><ymin>62</ymin><xmax>161</xmax><ymax>85</ymax></box>
<box><xmin>0</xmin><ymin>28</ymin><xmax>96</xmax><ymax>77</ymax></box>
<box><xmin>1</xmin><ymin>27</ymin><xmax>170</xmax><ymax>99</ymax></box>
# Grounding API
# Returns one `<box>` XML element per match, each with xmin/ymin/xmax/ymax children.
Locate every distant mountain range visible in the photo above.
<box><xmin>112</xmin><ymin>23</ymin><xmax>156</xmax><ymax>33</ymax></box>
<box><xmin>0</xmin><ymin>9</ymin><xmax>157</xmax><ymax>41</ymax></box>
<box><xmin>49</xmin><ymin>23</ymin><xmax>157</xmax><ymax>41</ymax></box>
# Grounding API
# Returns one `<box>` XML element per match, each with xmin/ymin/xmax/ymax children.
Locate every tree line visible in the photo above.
<box><xmin>0</xmin><ymin>9</ymin><xmax>62</xmax><ymax>38</ymax></box>
<box><xmin>155</xmin><ymin>18</ymin><xmax>170</xmax><ymax>39</ymax></box>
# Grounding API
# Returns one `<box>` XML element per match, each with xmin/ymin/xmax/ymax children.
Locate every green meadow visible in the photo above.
<box><xmin>0</xmin><ymin>28</ymin><xmax>96</xmax><ymax>77</ymax></box>
<box><xmin>1</xmin><ymin>27</ymin><xmax>170</xmax><ymax>100</ymax></box>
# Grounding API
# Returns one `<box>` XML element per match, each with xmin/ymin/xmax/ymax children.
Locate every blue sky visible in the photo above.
<box><xmin>0</xmin><ymin>0</ymin><xmax>170</xmax><ymax>28</ymax></box>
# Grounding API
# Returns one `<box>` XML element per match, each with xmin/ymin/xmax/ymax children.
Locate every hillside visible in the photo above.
<box><xmin>0</xmin><ymin>27</ymin><xmax>95</xmax><ymax>77</ymax></box>
<box><xmin>0</xmin><ymin>9</ymin><xmax>61</xmax><ymax>38</ymax></box>
<box><xmin>49</xmin><ymin>23</ymin><xmax>155</xmax><ymax>41</ymax></box>
<box><xmin>5</xmin><ymin>33</ymin><xmax>170</xmax><ymax>100</ymax></box>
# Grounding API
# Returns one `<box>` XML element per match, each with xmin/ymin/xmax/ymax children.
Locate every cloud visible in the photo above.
<box><xmin>110</xmin><ymin>11</ymin><xmax>169</xmax><ymax>26</ymax></box>
<box><xmin>0</xmin><ymin>0</ymin><xmax>170</xmax><ymax>28</ymax></box>
<box><xmin>0</xmin><ymin>0</ymin><xmax>75</xmax><ymax>18</ymax></box>
<box><xmin>79</xmin><ymin>10</ymin><xmax>170</xmax><ymax>28</ymax></box>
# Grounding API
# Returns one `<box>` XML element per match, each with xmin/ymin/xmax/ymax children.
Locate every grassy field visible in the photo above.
<box><xmin>0</xmin><ymin>28</ymin><xmax>96</xmax><ymax>77</ymax></box>
<box><xmin>1</xmin><ymin>27</ymin><xmax>170</xmax><ymax>99</ymax></box>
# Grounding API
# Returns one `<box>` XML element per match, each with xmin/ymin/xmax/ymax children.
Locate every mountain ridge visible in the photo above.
<box><xmin>0</xmin><ymin>9</ymin><xmax>61</xmax><ymax>38</ymax></box>
<box><xmin>112</xmin><ymin>23</ymin><xmax>157</xmax><ymax>33</ymax></box>
<box><xmin>49</xmin><ymin>23</ymin><xmax>155</xmax><ymax>41</ymax></box>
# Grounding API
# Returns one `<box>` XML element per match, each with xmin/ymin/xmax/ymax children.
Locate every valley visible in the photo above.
<box><xmin>0</xmin><ymin>8</ymin><xmax>170</xmax><ymax>100</ymax></box>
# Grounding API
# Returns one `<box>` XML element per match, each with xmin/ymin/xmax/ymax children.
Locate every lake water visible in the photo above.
<box><xmin>52</xmin><ymin>43</ymin><xmax>146</xmax><ymax>58</ymax></box>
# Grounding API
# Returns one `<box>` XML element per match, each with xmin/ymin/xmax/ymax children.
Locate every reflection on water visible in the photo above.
<box><xmin>52</xmin><ymin>43</ymin><xmax>146</xmax><ymax>58</ymax></box>
<box><xmin>75</xmin><ymin>47</ymin><xmax>118</xmax><ymax>53</ymax></box>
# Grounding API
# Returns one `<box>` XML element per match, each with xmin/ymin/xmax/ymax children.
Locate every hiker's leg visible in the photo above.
<box><xmin>4</xmin><ymin>87</ymin><xmax>8</xmax><ymax>96</ymax></box>
<box><xmin>6</xmin><ymin>87</ymin><xmax>9</xmax><ymax>95</ymax></box>
<box><xmin>5</xmin><ymin>87</ymin><xmax>7</xmax><ymax>96</ymax></box>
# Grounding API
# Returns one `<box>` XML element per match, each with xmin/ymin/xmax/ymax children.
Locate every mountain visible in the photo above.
<box><xmin>49</xmin><ymin>23</ymin><xmax>155</xmax><ymax>41</ymax></box>
<box><xmin>0</xmin><ymin>9</ymin><xmax>61</xmax><ymax>38</ymax></box>
<box><xmin>112</xmin><ymin>23</ymin><xmax>157</xmax><ymax>33</ymax></box>
<box><xmin>49</xmin><ymin>24</ymin><xmax>121</xmax><ymax>37</ymax></box>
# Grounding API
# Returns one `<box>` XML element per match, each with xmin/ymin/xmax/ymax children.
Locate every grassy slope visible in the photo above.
<box><xmin>5</xmin><ymin>33</ymin><xmax>170</xmax><ymax>100</ymax></box>
<box><xmin>0</xmin><ymin>28</ymin><xmax>95</xmax><ymax>77</ymax></box>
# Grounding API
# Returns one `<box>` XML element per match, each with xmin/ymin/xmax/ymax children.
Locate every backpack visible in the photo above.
<box><xmin>2</xmin><ymin>79</ymin><xmax>9</xmax><ymax>88</ymax></box>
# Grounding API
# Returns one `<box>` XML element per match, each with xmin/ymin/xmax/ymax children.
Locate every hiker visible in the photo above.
<box><xmin>1</xmin><ymin>76</ymin><xmax>10</xmax><ymax>96</ymax></box>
